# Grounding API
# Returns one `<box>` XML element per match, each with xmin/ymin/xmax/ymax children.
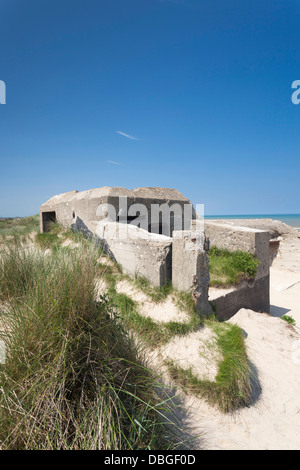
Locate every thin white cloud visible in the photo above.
<box><xmin>107</xmin><ymin>160</ymin><xmax>122</xmax><ymax>165</ymax></box>
<box><xmin>115</xmin><ymin>130</ymin><xmax>140</xmax><ymax>141</ymax></box>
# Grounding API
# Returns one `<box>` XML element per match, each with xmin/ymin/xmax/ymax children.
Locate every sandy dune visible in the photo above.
<box><xmin>179</xmin><ymin>236</ymin><xmax>300</xmax><ymax>450</ymax></box>
<box><xmin>197</xmin><ymin>309</ymin><xmax>300</xmax><ymax>450</ymax></box>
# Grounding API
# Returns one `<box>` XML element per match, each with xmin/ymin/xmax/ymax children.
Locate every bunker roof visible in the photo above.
<box><xmin>41</xmin><ymin>186</ymin><xmax>191</xmax><ymax>207</ymax></box>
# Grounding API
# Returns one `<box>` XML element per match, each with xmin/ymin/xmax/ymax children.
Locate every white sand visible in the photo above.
<box><xmin>116</xmin><ymin>279</ymin><xmax>190</xmax><ymax>323</ymax></box>
<box><xmin>159</xmin><ymin>328</ymin><xmax>221</xmax><ymax>382</ymax></box>
<box><xmin>161</xmin><ymin>306</ymin><xmax>300</xmax><ymax>450</ymax></box>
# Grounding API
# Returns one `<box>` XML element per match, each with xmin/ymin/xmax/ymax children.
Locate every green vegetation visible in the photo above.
<box><xmin>132</xmin><ymin>276</ymin><xmax>174</xmax><ymax>303</ymax></box>
<box><xmin>112</xmin><ymin>291</ymin><xmax>202</xmax><ymax>347</ymax></box>
<box><xmin>281</xmin><ymin>315</ymin><xmax>296</xmax><ymax>325</ymax></box>
<box><xmin>35</xmin><ymin>231</ymin><xmax>61</xmax><ymax>249</ymax></box>
<box><xmin>103</xmin><ymin>274</ymin><xmax>202</xmax><ymax>348</ymax></box>
<box><xmin>35</xmin><ymin>223</ymin><xmax>104</xmax><ymax>258</ymax></box>
<box><xmin>0</xmin><ymin>218</ymin><xmax>254</xmax><ymax>450</ymax></box>
<box><xmin>102</xmin><ymin>261</ymin><xmax>252</xmax><ymax>414</ymax></box>
<box><xmin>0</xmin><ymin>238</ymin><xmax>179</xmax><ymax>449</ymax></box>
<box><xmin>165</xmin><ymin>321</ymin><xmax>252</xmax><ymax>413</ymax></box>
<box><xmin>209</xmin><ymin>246</ymin><xmax>260</xmax><ymax>287</ymax></box>
<box><xmin>0</xmin><ymin>215</ymin><xmax>40</xmax><ymax>237</ymax></box>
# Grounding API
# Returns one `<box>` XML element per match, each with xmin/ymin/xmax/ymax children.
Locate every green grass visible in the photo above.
<box><xmin>132</xmin><ymin>276</ymin><xmax>174</xmax><ymax>303</ymax></box>
<box><xmin>209</xmin><ymin>246</ymin><xmax>260</xmax><ymax>287</ymax></box>
<box><xmin>281</xmin><ymin>315</ymin><xmax>296</xmax><ymax>325</ymax></box>
<box><xmin>105</xmin><ymin>289</ymin><xmax>203</xmax><ymax>348</ymax></box>
<box><xmin>165</xmin><ymin>321</ymin><xmax>252</xmax><ymax>413</ymax></box>
<box><xmin>35</xmin><ymin>231</ymin><xmax>61</xmax><ymax>250</ymax></box>
<box><xmin>0</xmin><ymin>239</ymin><xmax>180</xmax><ymax>450</ymax></box>
<box><xmin>0</xmin><ymin>219</ymin><xmax>254</xmax><ymax>435</ymax></box>
<box><xmin>0</xmin><ymin>215</ymin><xmax>40</xmax><ymax>237</ymax></box>
<box><xmin>35</xmin><ymin>223</ymin><xmax>104</xmax><ymax>257</ymax></box>
<box><xmin>102</xmin><ymin>269</ymin><xmax>203</xmax><ymax>348</ymax></box>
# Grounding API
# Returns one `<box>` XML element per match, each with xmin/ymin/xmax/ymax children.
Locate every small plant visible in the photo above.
<box><xmin>281</xmin><ymin>315</ymin><xmax>296</xmax><ymax>325</ymax></box>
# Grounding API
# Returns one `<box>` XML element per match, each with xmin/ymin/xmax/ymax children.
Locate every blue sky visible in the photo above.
<box><xmin>1</xmin><ymin>0</ymin><xmax>300</xmax><ymax>216</ymax></box>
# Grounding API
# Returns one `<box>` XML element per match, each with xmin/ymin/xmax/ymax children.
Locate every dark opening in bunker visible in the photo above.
<box><xmin>42</xmin><ymin>211</ymin><xmax>56</xmax><ymax>232</ymax></box>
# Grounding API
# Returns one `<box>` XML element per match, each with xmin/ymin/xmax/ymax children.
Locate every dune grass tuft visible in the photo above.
<box><xmin>0</xmin><ymin>241</ymin><xmax>179</xmax><ymax>450</ymax></box>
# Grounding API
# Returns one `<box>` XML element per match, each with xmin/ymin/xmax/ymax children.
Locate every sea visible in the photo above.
<box><xmin>204</xmin><ymin>214</ymin><xmax>300</xmax><ymax>230</ymax></box>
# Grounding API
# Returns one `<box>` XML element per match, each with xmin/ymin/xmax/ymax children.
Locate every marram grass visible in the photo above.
<box><xmin>0</xmin><ymin>242</ymin><xmax>180</xmax><ymax>450</ymax></box>
<box><xmin>0</xmin><ymin>221</ymin><xmax>255</xmax><ymax>451</ymax></box>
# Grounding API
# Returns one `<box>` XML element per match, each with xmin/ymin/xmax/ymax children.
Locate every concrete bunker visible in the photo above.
<box><xmin>40</xmin><ymin>186</ymin><xmax>211</xmax><ymax>315</ymax></box>
<box><xmin>40</xmin><ymin>186</ymin><xmax>271</xmax><ymax>319</ymax></box>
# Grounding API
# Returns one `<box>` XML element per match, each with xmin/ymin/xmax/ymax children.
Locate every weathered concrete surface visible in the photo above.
<box><xmin>40</xmin><ymin>188</ymin><xmax>272</xmax><ymax>318</ymax></box>
<box><xmin>206</xmin><ymin>218</ymin><xmax>299</xmax><ymax>240</ymax></box>
<box><xmin>210</xmin><ymin>276</ymin><xmax>270</xmax><ymax>321</ymax></box>
<box><xmin>40</xmin><ymin>186</ymin><xmax>194</xmax><ymax>288</ymax></box>
<box><xmin>205</xmin><ymin>219</ymin><xmax>296</xmax><ymax>268</ymax></box>
<box><xmin>172</xmin><ymin>230</ymin><xmax>212</xmax><ymax>315</ymax></box>
<box><xmin>204</xmin><ymin>221</ymin><xmax>270</xmax><ymax>280</ymax></box>
<box><xmin>96</xmin><ymin>221</ymin><xmax>172</xmax><ymax>287</ymax></box>
<box><xmin>203</xmin><ymin>221</ymin><xmax>270</xmax><ymax>319</ymax></box>
<box><xmin>40</xmin><ymin>186</ymin><xmax>195</xmax><ymax>237</ymax></box>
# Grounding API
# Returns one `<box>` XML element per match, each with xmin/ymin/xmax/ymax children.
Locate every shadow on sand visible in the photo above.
<box><xmin>270</xmin><ymin>304</ymin><xmax>291</xmax><ymax>318</ymax></box>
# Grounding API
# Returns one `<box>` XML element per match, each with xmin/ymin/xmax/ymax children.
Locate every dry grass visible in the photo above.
<box><xmin>0</xmin><ymin>240</ymin><xmax>180</xmax><ymax>449</ymax></box>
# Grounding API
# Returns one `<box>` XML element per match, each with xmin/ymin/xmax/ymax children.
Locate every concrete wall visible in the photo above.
<box><xmin>40</xmin><ymin>187</ymin><xmax>195</xmax><ymax>237</ymax></box>
<box><xmin>39</xmin><ymin>187</ymin><xmax>193</xmax><ymax>288</ymax></box>
<box><xmin>203</xmin><ymin>221</ymin><xmax>270</xmax><ymax>320</ymax></box>
<box><xmin>210</xmin><ymin>276</ymin><xmax>270</xmax><ymax>321</ymax></box>
<box><xmin>205</xmin><ymin>218</ymin><xmax>299</xmax><ymax>239</ymax></box>
<box><xmin>96</xmin><ymin>221</ymin><xmax>172</xmax><ymax>287</ymax></box>
<box><xmin>172</xmin><ymin>230</ymin><xmax>212</xmax><ymax>315</ymax></box>
<box><xmin>204</xmin><ymin>221</ymin><xmax>270</xmax><ymax>280</ymax></box>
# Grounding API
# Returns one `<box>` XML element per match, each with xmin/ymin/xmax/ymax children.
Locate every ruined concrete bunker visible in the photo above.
<box><xmin>40</xmin><ymin>186</ymin><xmax>270</xmax><ymax>319</ymax></box>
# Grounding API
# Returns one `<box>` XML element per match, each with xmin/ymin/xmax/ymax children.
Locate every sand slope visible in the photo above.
<box><xmin>178</xmin><ymin>236</ymin><xmax>300</xmax><ymax>450</ymax></box>
<box><xmin>174</xmin><ymin>308</ymin><xmax>300</xmax><ymax>450</ymax></box>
